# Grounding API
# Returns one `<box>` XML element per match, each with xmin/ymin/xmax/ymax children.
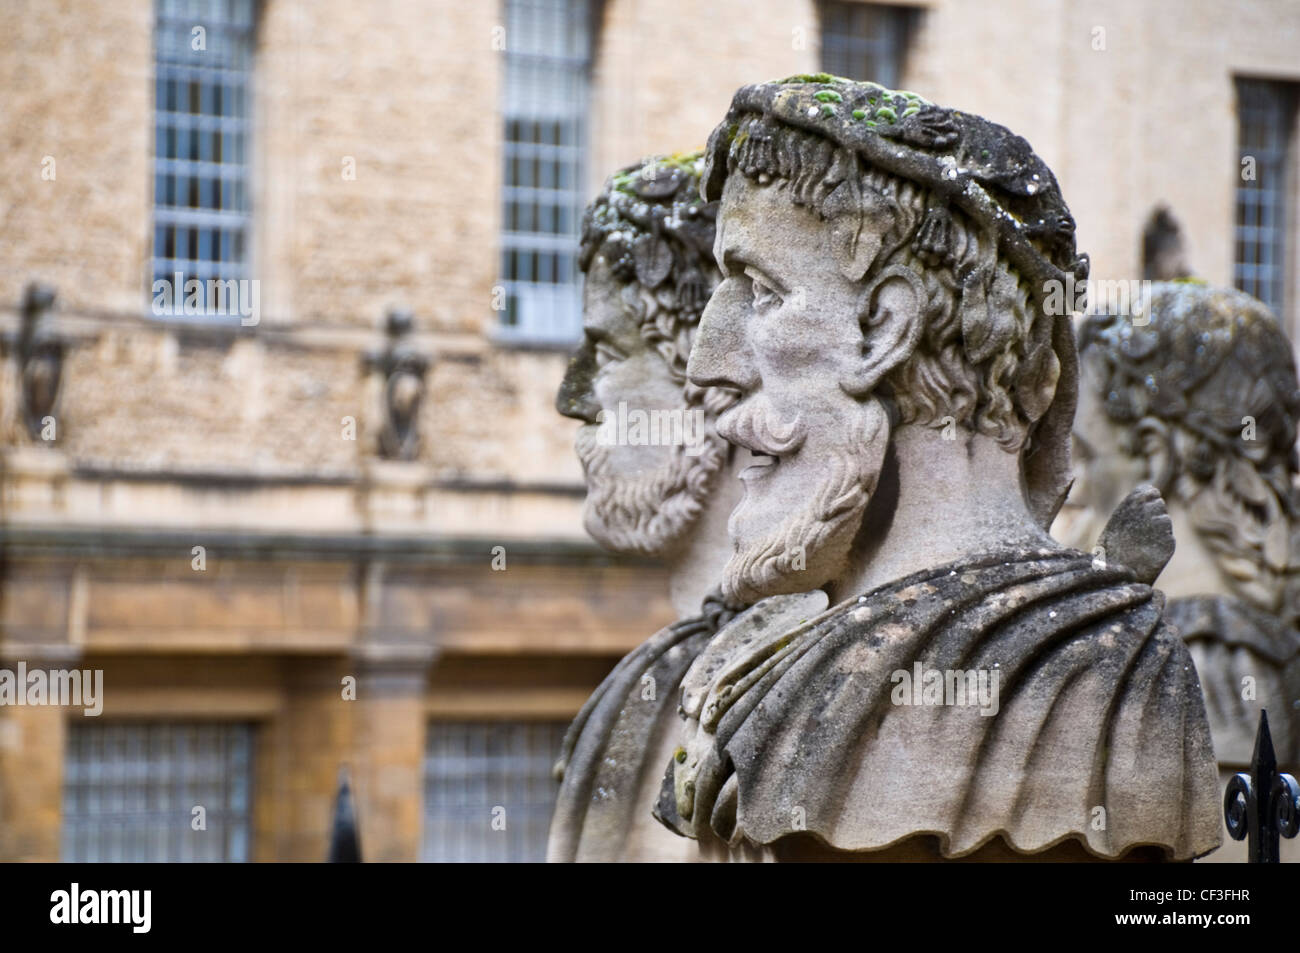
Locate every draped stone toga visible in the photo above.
<box><xmin>653</xmin><ymin>547</ymin><xmax>1223</xmax><ymax>861</ymax></box>
<box><xmin>546</xmin><ymin>594</ymin><xmax>742</xmax><ymax>862</ymax></box>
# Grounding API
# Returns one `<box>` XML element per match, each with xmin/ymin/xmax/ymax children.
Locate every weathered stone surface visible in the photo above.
<box><xmin>654</xmin><ymin>77</ymin><xmax>1220</xmax><ymax>860</ymax></box>
<box><xmin>1167</xmin><ymin>597</ymin><xmax>1299</xmax><ymax>766</ymax></box>
<box><xmin>548</xmin><ymin>154</ymin><xmax>747</xmax><ymax>861</ymax></box>
<box><xmin>556</xmin><ymin>152</ymin><xmax>737</xmax><ymax>580</ymax></box>
<box><xmin>1062</xmin><ymin>282</ymin><xmax>1300</xmax><ymax>861</ymax></box>
<box><xmin>547</xmin><ymin>593</ymin><xmax>745</xmax><ymax>862</ymax></box>
<box><xmin>657</xmin><ymin>548</ymin><xmax>1217</xmax><ymax>859</ymax></box>
<box><xmin>1096</xmin><ymin>483</ymin><xmax>1175</xmax><ymax>586</ymax></box>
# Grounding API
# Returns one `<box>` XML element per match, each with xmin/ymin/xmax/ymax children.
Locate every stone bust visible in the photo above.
<box><xmin>555</xmin><ymin>153</ymin><xmax>740</xmax><ymax>612</ymax></box>
<box><xmin>653</xmin><ymin>76</ymin><xmax>1222</xmax><ymax>861</ymax></box>
<box><xmin>1060</xmin><ymin>283</ymin><xmax>1300</xmax><ymax>857</ymax></box>
<box><xmin>548</xmin><ymin>153</ymin><xmax>750</xmax><ymax>862</ymax></box>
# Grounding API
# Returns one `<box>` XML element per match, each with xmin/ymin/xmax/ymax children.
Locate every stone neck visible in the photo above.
<box><xmin>828</xmin><ymin>423</ymin><xmax>1054</xmax><ymax>604</ymax></box>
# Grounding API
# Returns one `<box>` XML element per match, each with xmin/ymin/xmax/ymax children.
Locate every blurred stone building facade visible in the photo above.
<box><xmin>1</xmin><ymin>0</ymin><xmax>1297</xmax><ymax>862</ymax></box>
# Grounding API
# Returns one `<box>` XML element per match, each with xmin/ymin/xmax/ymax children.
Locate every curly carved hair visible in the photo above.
<box><xmin>579</xmin><ymin>153</ymin><xmax>725</xmax><ymax>406</ymax></box>
<box><xmin>722</xmin><ymin>113</ymin><xmax>1058</xmax><ymax>452</ymax></box>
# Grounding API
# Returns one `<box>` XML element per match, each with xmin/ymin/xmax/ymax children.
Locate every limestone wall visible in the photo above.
<box><xmin>5</xmin><ymin>0</ymin><xmax>1299</xmax><ymax>492</ymax></box>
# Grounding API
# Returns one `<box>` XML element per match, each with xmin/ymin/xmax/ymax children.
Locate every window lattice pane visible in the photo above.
<box><xmin>422</xmin><ymin>721</ymin><xmax>567</xmax><ymax>862</ymax></box>
<box><xmin>1235</xmin><ymin>78</ymin><xmax>1296</xmax><ymax>321</ymax></box>
<box><xmin>62</xmin><ymin>721</ymin><xmax>254</xmax><ymax>862</ymax></box>
<box><xmin>820</xmin><ymin>1</ymin><xmax>910</xmax><ymax>88</ymax></box>
<box><xmin>498</xmin><ymin>0</ymin><xmax>591</xmax><ymax>343</ymax></box>
<box><xmin>151</xmin><ymin>0</ymin><xmax>256</xmax><ymax>315</ymax></box>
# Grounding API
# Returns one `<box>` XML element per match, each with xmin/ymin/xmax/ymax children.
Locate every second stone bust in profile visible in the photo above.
<box><xmin>549</xmin><ymin>154</ymin><xmax>749</xmax><ymax>862</ymax></box>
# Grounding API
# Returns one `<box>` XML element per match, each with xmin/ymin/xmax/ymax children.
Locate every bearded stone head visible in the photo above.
<box><xmin>1063</xmin><ymin>283</ymin><xmax>1300</xmax><ymax>621</ymax></box>
<box><xmin>556</xmin><ymin>153</ymin><xmax>737</xmax><ymax>558</ymax></box>
<box><xmin>686</xmin><ymin>76</ymin><xmax>1087</xmax><ymax>604</ymax></box>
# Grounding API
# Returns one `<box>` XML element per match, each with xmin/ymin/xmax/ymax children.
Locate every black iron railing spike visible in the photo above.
<box><xmin>328</xmin><ymin>766</ymin><xmax>362</xmax><ymax>863</ymax></box>
<box><xmin>1224</xmin><ymin>710</ymin><xmax>1299</xmax><ymax>863</ymax></box>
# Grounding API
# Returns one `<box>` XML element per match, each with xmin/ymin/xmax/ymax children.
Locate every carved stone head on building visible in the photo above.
<box><xmin>1065</xmin><ymin>283</ymin><xmax>1300</xmax><ymax>620</ymax></box>
<box><xmin>687</xmin><ymin>75</ymin><xmax>1087</xmax><ymax>603</ymax></box>
<box><xmin>556</xmin><ymin>153</ymin><xmax>736</xmax><ymax>557</ymax></box>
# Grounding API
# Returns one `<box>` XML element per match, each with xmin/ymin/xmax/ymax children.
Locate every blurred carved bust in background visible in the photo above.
<box><xmin>1060</xmin><ymin>284</ymin><xmax>1300</xmax><ymax>860</ymax></box>
<box><xmin>556</xmin><ymin>154</ymin><xmax>738</xmax><ymax>576</ymax></box>
<box><xmin>548</xmin><ymin>154</ymin><xmax>746</xmax><ymax>862</ymax></box>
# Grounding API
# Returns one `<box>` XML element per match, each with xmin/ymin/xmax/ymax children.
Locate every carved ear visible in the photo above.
<box><xmin>1135</xmin><ymin>418</ymin><xmax>1173</xmax><ymax>493</ymax></box>
<box><xmin>841</xmin><ymin>265</ymin><xmax>925</xmax><ymax>397</ymax></box>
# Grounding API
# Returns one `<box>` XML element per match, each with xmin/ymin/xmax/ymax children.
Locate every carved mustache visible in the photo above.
<box><xmin>716</xmin><ymin>399</ymin><xmax>805</xmax><ymax>458</ymax></box>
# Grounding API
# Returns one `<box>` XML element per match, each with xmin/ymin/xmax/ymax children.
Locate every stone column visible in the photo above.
<box><xmin>349</xmin><ymin>645</ymin><xmax>436</xmax><ymax>862</ymax></box>
<box><xmin>253</xmin><ymin>656</ymin><xmax>355</xmax><ymax>862</ymax></box>
<box><xmin>0</xmin><ymin>551</ymin><xmax>84</xmax><ymax>862</ymax></box>
<box><xmin>347</xmin><ymin>558</ymin><xmax>437</xmax><ymax>862</ymax></box>
<box><xmin>0</xmin><ymin>645</ymin><xmax>81</xmax><ymax>861</ymax></box>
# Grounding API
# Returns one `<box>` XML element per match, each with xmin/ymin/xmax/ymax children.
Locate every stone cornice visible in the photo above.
<box><xmin>0</xmin><ymin>524</ymin><xmax>655</xmax><ymax>567</ymax></box>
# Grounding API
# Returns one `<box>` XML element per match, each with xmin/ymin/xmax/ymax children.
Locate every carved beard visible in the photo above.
<box><xmin>574</xmin><ymin>418</ymin><xmax>727</xmax><ymax>557</ymax></box>
<box><xmin>720</xmin><ymin>394</ymin><xmax>891</xmax><ymax>604</ymax></box>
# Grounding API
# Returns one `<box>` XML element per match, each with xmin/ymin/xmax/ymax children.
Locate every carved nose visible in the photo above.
<box><xmin>555</xmin><ymin>338</ymin><xmax>601</xmax><ymax>423</ymax></box>
<box><xmin>687</xmin><ymin>278</ymin><xmax>755</xmax><ymax>391</ymax></box>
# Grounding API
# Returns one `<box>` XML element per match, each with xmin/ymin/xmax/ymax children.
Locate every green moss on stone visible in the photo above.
<box><xmin>781</xmin><ymin>72</ymin><xmax>846</xmax><ymax>85</ymax></box>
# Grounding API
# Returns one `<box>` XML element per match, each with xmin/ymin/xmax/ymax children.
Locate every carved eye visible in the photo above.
<box><xmin>746</xmin><ymin>269</ymin><xmax>782</xmax><ymax>312</ymax></box>
<box><xmin>594</xmin><ymin>341</ymin><xmax>625</xmax><ymax>371</ymax></box>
